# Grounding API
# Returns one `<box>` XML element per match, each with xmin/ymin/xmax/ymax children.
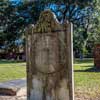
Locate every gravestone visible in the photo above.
<box><xmin>26</xmin><ymin>10</ymin><xmax>73</xmax><ymax>100</ymax></box>
<box><xmin>94</xmin><ymin>44</ymin><xmax>100</xmax><ymax>68</ymax></box>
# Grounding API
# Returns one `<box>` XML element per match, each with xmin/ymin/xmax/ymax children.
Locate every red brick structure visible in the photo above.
<box><xmin>94</xmin><ymin>44</ymin><xmax>100</xmax><ymax>68</ymax></box>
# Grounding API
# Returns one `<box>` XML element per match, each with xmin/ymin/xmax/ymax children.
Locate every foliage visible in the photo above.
<box><xmin>73</xmin><ymin>0</ymin><xmax>100</xmax><ymax>58</ymax></box>
<box><xmin>0</xmin><ymin>0</ymin><xmax>25</xmax><ymax>52</ymax></box>
<box><xmin>0</xmin><ymin>0</ymin><xmax>96</xmax><ymax>55</ymax></box>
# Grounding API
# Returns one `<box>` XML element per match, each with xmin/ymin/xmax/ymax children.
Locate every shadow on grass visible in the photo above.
<box><xmin>0</xmin><ymin>60</ymin><xmax>25</xmax><ymax>64</ymax></box>
<box><xmin>74</xmin><ymin>66</ymin><xmax>100</xmax><ymax>72</ymax></box>
<box><xmin>74</xmin><ymin>59</ymin><xmax>93</xmax><ymax>64</ymax></box>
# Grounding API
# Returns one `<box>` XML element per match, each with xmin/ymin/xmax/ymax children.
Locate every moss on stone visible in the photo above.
<box><xmin>33</xmin><ymin>10</ymin><xmax>62</xmax><ymax>33</ymax></box>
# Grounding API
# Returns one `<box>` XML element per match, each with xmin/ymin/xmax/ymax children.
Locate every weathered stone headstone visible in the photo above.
<box><xmin>94</xmin><ymin>44</ymin><xmax>100</xmax><ymax>68</ymax></box>
<box><xmin>26</xmin><ymin>10</ymin><xmax>73</xmax><ymax>100</ymax></box>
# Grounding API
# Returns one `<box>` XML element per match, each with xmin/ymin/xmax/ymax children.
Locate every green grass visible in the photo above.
<box><xmin>0</xmin><ymin>60</ymin><xmax>26</xmax><ymax>82</ymax></box>
<box><xmin>74</xmin><ymin>58</ymin><xmax>100</xmax><ymax>97</ymax></box>
<box><xmin>0</xmin><ymin>58</ymin><xmax>100</xmax><ymax>97</ymax></box>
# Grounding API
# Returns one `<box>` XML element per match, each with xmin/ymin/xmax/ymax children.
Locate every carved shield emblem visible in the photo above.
<box><xmin>34</xmin><ymin>34</ymin><xmax>62</xmax><ymax>74</ymax></box>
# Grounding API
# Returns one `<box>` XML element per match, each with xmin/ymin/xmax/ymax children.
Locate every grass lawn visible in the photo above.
<box><xmin>0</xmin><ymin>58</ymin><xmax>100</xmax><ymax>98</ymax></box>
<box><xmin>0</xmin><ymin>60</ymin><xmax>26</xmax><ymax>82</ymax></box>
<box><xmin>74</xmin><ymin>58</ymin><xmax>100</xmax><ymax>98</ymax></box>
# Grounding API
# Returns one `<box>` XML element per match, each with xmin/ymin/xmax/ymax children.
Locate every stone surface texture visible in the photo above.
<box><xmin>26</xmin><ymin>10</ymin><xmax>71</xmax><ymax>100</ymax></box>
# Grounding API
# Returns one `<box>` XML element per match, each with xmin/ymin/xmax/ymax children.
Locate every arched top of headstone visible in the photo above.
<box><xmin>33</xmin><ymin>10</ymin><xmax>62</xmax><ymax>33</ymax></box>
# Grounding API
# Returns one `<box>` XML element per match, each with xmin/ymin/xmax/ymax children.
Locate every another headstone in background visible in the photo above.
<box><xmin>94</xmin><ymin>44</ymin><xmax>100</xmax><ymax>68</ymax></box>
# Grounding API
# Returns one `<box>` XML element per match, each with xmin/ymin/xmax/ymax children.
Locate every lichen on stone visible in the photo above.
<box><xmin>33</xmin><ymin>10</ymin><xmax>61</xmax><ymax>33</ymax></box>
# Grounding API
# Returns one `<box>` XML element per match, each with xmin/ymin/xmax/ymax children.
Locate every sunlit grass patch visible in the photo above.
<box><xmin>0</xmin><ymin>60</ymin><xmax>26</xmax><ymax>82</ymax></box>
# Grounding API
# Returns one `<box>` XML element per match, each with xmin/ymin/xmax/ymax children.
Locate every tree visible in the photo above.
<box><xmin>0</xmin><ymin>0</ymin><xmax>26</xmax><ymax>54</ymax></box>
<box><xmin>73</xmin><ymin>0</ymin><xmax>100</xmax><ymax>58</ymax></box>
<box><xmin>0</xmin><ymin>0</ymin><xmax>94</xmax><ymax>56</ymax></box>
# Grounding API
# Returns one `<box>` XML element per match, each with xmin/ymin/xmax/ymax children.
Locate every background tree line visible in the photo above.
<box><xmin>0</xmin><ymin>0</ymin><xmax>100</xmax><ymax>59</ymax></box>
